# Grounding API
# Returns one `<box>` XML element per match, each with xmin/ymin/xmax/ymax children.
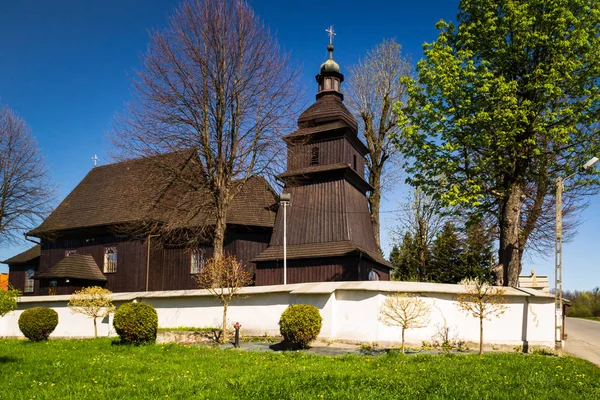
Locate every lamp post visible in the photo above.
<box><xmin>279</xmin><ymin>193</ymin><xmax>291</xmax><ymax>285</ymax></box>
<box><xmin>555</xmin><ymin>156</ymin><xmax>598</xmax><ymax>349</ymax></box>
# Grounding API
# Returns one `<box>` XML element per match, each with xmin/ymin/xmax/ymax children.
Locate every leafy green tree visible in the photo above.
<box><xmin>0</xmin><ymin>285</ymin><xmax>20</xmax><ymax>317</ymax></box>
<box><xmin>462</xmin><ymin>220</ymin><xmax>494</xmax><ymax>283</ymax></box>
<box><xmin>429</xmin><ymin>223</ymin><xmax>463</xmax><ymax>283</ymax></box>
<box><xmin>390</xmin><ymin>235</ymin><xmax>420</xmax><ymax>281</ymax></box>
<box><xmin>394</xmin><ymin>0</ymin><xmax>600</xmax><ymax>286</ymax></box>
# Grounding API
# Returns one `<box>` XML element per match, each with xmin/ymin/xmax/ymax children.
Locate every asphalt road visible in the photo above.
<box><xmin>564</xmin><ymin>317</ymin><xmax>600</xmax><ymax>366</ymax></box>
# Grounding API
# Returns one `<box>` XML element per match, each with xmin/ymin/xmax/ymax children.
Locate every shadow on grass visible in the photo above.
<box><xmin>268</xmin><ymin>342</ymin><xmax>308</xmax><ymax>352</ymax></box>
<box><xmin>0</xmin><ymin>356</ymin><xmax>21</xmax><ymax>364</ymax></box>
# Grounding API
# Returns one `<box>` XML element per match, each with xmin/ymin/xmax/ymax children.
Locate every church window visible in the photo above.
<box><xmin>24</xmin><ymin>269</ymin><xmax>34</xmax><ymax>293</ymax></box>
<box><xmin>310</xmin><ymin>147</ymin><xmax>319</xmax><ymax>165</ymax></box>
<box><xmin>353</xmin><ymin>154</ymin><xmax>357</xmax><ymax>171</ymax></box>
<box><xmin>334</xmin><ymin>79</ymin><xmax>339</xmax><ymax>91</ymax></box>
<box><xmin>325</xmin><ymin>78</ymin><xmax>332</xmax><ymax>90</ymax></box>
<box><xmin>190</xmin><ymin>248</ymin><xmax>205</xmax><ymax>274</ymax></box>
<box><xmin>65</xmin><ymin>249</ymin><xmax>77</xmax><ymax>257</ymax></box>
<box><xmin>368</xmin><ymin>270</ymin><xmax>380</xmax><ymax>281</ymax></box>
<box><xmin>104</xmin><ymin>247</ymin><xmax>117</xmax><ymax>273</ymax></box>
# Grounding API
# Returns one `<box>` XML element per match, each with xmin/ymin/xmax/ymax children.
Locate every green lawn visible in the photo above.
<box><xmin>0</xmin><ymin>339</ymin><xmax>599</xmax><ymax>399</ymax></box>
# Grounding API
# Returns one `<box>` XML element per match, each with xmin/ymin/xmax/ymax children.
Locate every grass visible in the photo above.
<box><xmin>0</xmin><ymin>339</ymin><xmax>599</xmax><ymax>399</ymax></box>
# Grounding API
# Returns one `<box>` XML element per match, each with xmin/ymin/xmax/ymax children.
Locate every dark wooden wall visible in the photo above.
<box><xmin>8</xmin><ymin>262</ymin><xmax>40</xmax><ymax>296</ymax></box>
<box><xmin>255</xmin><ymin>256</ymin><xmax>357</xmax><ymax>286</ymax></box>
<box><xmin>287</xmin><ymin>138</ymin><xmax>365</xmax><ymax>178</ymax></box>
<box><xmin>38</xmin><ymin>278</ymin><xmax>101</xmax><ymax>296</ymax></box>
<box><xmin>32</xmin><ymin>227</ymin><xmax>270</xmax><ymax>295</ymax></box>
<box><xmin>268</xmin><ymin>180</ymin><xmax>378</xmax><ymax>251</ymax></box>
<box><xmin>358</xmin><ymin>258</ymin><xmax>391</xmax><ymax>281</ymax></box>
<box><xmin>41</xmin><ymin>235</ymin><xmax>148</xmax><ymax>293</ymax></box>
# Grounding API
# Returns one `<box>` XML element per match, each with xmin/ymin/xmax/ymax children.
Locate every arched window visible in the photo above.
<box><xmin>310</xmin><ymin>146</ymin><xmax>319</xmax><ymax>165</ymax></box>
<box><xmin>368</xmin><ymin>270</ymin><xmax>380</xmax><ymax>281</ymax></box>
<box><xmin>24</xmin><ymin>269</ymin><xmax>34</xmax><ymax>293</ymax></box>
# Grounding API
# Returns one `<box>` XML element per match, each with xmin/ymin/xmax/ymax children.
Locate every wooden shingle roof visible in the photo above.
<box><xmin>35</xmin><ymin>254</ymin><xmax>106</xmax><ymax>281</ymax></box>
<box><xmin>251</xmin><ymin>241</ymin><xmax>392</xmax><ymax>268</ymax></box>
<box><xmin>297</xmin><ymin>95</ymin><xmax>358</xmax><ymax>131</ymax></box>
<box><xmin>1</xmin><ymin>245</ymin><xmax>40</xmax><ymax>265</ymax></box>
<box><xmin>28</xmin><ymin>151</ymin><xmax>277</xmax><ymax>236</ymax></box>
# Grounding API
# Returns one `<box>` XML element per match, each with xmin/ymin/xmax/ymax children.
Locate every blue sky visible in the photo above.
<box><xmin>0</xmin><ymin>0</ymin><xmax>598</xmax><ymax>291</ymax></box>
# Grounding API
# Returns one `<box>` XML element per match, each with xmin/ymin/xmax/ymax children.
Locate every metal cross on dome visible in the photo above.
<box><xmin>326</xmin><ymin>25</ymin><xmax>336</xmax><ymax>45</ymax></box>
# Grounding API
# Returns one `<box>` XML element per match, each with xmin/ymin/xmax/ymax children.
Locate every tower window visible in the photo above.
<box><xmin>353</xmin><ymin>154</ymin><xmax>357</xmax><ymax>170</ymax></box>
<box><xmin>334</xmin><ymin>79</ymin><xmax>339</xmax><ymax>91</ymax></box>
<box><xmin>325</xmin><ymin>78</ymin><xmax>332</xmax><ymax>90</ymax></box>
<box><xmin>310</xmin><ymin>147</ymin><xmax>320</xmax><ymax>165</ymax></box>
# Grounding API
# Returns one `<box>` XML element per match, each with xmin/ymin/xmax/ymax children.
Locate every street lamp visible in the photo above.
<box><xmin>555</xmin><ymin>156</ymin><xmax>599</xmax><ymax>349</ymax></box>
<box><xmin>279</xmin><ymin>193</ymin><xmax>291</xmax><ymax>285</ymax></box>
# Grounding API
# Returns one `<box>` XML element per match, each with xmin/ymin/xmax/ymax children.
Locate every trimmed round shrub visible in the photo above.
<box><xmin>113</xmin><ymin>302</ymin><xmax>158</xmax><ymax>344</ymax></box>
<box><xmin>279</xmin><ymin>304</ymin><xmax>322</xmax><ymax>349</ymax></box>
<box><xmin>18</xmin><ymin>307</ymin><xmax>58</xmax><ymax>341</ymax></box>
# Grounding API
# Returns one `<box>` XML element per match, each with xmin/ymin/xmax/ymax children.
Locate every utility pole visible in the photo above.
<box><xmin>555</xmin><ymin>176</ymin><xmax>563</xmax><ymax>350</ymax></box>
<box><xmin>555</xmin><ymin>156</ymin><xmax>599</xmax><ymax>350</ymax></box>
<box><xmin>279</xmin><ymin>193</ymin><xmax>291</xmax><ymax>285</ymax></box>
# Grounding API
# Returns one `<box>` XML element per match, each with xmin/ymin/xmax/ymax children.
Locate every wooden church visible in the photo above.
<box><xmin>3</xmin><ymin>40</ymin><xmax>391</xmax><ymax>296</ymax></box>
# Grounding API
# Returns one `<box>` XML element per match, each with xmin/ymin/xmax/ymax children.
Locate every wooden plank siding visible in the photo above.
<box><xmin>255</xmin><ymin>257</ymin><xmax>358</xmax><ymax>286</ymax></box>
<box><xmin>30</xmin><ymin>227</ymin><xmax>271</xmax><ymax>295</ymax></box>
<box><xmin>287</xmin><ymin>138</ymin><xmax>365</xmax><ymax>179</ymax></box>
<box><xmin>8</xmin><ymin>262</ymin><xmax>40</xmax><ymax>296</ymax></box>
<box><xmin>41</xmin><ymin>235</ymin><xmax>148</xmax><ymax>293</ymax></box>
<box><xmin>268</xmin><ymin>180</ymin><xmax>377</xmax><ymax>251</ymax></box>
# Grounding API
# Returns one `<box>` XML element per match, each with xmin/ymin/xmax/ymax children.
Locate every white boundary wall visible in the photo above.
<box><xmin>0</xmin><ymin>281</ymin><xmax>555</xmax><ymax>347</ymax></box>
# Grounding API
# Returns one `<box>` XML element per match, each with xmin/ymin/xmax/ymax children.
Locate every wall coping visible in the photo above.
<box><xmin>16</xmin><ymin>281</ymin><xmax>554</xmax><ymax>303</ymax></box>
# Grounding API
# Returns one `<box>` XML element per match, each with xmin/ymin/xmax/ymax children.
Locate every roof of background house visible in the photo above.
<box><xmin>34</xmin><ymin>254</ymin><xmax>106</xmax><ymax>281</ymax></box>
<box><xmin>518</xmin><ymin>270</ymin><xmax>550</xmax><ymax>293</ymax></box>
<box><xmin>251</xmin><ymin>240</ymin><xmax>392</xmax><ymax>268</ymax></box>
<box><xmin>28</xmin><ymin>150</ymin><xmax>278</xmax><ymax>236</ymax></box>
<box><xmin>1</xmin><ymin>245</ymin><xmax>40</xmax><ymax>265</ymax></box>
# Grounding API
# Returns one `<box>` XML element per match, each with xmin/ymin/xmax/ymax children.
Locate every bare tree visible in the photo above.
<box><xmin>112</xmin><ymin>0</ymin><xmax>301</xmax><ymax>258</ymax></box>
<box><xmin>456</xmin><ymin>278</ymin><xmax>507</xmax><ymax>355</ymax></box>
<box><xmin>345</xmin><ymin>39</ymin><xmax>412</xmax><ymax>249</ymax></box>
<box><xmin>395</xmin><ymin>189</ymin><xmax>449</xmax><ymax>281</ymax></box>
<box><xmin>194</xmin><ymin>255</ymin><xmax>253</xmax><ymax>344</ymax></box>
<box><xmin>0</xmin><ymin>105</ymin><xmax>54</xmax><ymax>245</ymax></box>
<box><xmin>379</xmin><ymin>293</ymin><xmax>431</xmax><ymax>354</ymax></box>
<box><xmin>68</xmin><ymin>286</ymin><xmax>116</xmax><ymax>338</ymax></box>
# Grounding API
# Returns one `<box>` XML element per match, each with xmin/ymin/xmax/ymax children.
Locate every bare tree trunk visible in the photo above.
<box><xmin>479</xmin><ymin>314</ymin><xmax>484</xmax><ymax>355</ymax></box>
<box><xmin>93</xmin><ymin>317</ymin><xmax>97</xmax><ymax>339</ymax></box>
<box><xmin>401</xmin><ymin>327</ymin><xmax>406</xmax><ymax>354</ymax></box>
<box><xmin>499</xmin><ymin>183</ymin><xmax>523</xmax><ymax>286</ymax></box>
<box><xmin>222</xmin><ymin>302</ymin><xmax>228</xmax><ymax>344</ymax></box>
<box><xmin>213</xmin><ymin>215</ymin><xmax>227</xmax><ymax>262</ymax></box>
<box><xmin>368</xmin><ymin>169</ymin><xmax>382</xmax><ymax>249</ymax></box>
